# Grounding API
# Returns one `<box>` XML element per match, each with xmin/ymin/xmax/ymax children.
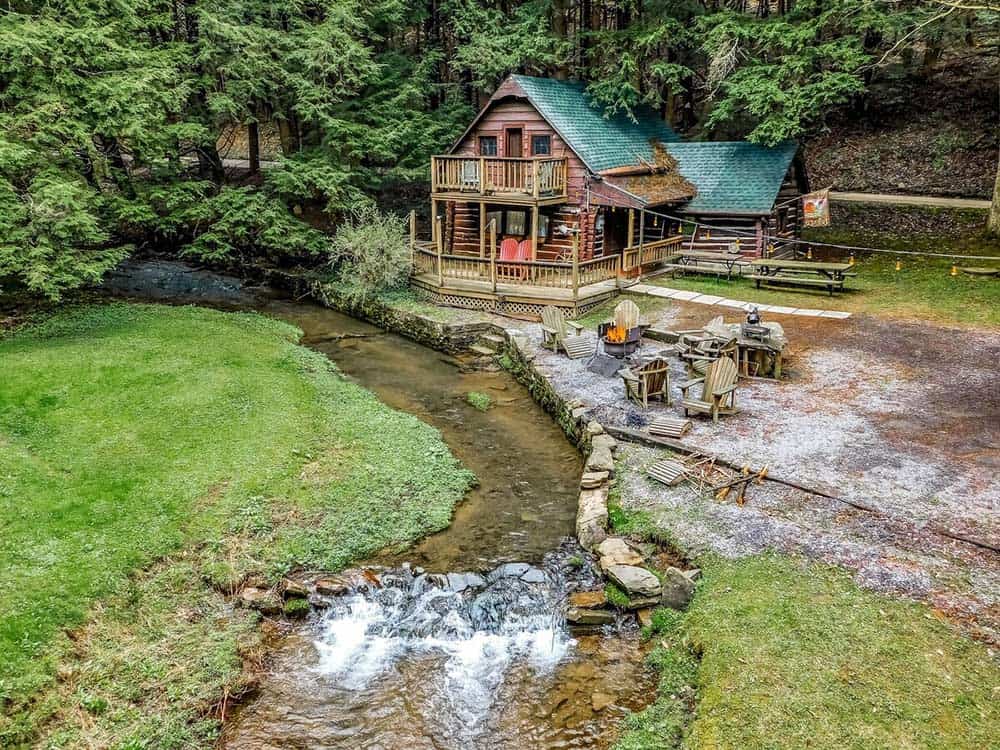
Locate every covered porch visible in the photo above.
<box><xmin>407</xmin><ymin>210</ymin><xmax>684</xmax><ymax>316</ymax></box>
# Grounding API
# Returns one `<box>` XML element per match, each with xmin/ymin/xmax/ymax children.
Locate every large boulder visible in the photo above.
<box><xmin>591</xmin><ymin>434</ymin><xmax>618</xmax><ymax>453</ymax></box>
<box><xmin>580</xmin><ymin>471</ymin><xmax>609</xmax><ymax>489</ymax></box>
<box><xmin>576</xmin><ymin>486</ymin><xmax>609</xmax><ymax>551</ymax></box>
<box><xmin>606</xmin><ymin>565</ymin><xmax>662</xmax><ymax>598</ymax></box>
<box><xmin>569</xmin><ymin>590</ymin><xmax>607</xmax><ymax>609</ymax></box>
<box><xmin>659</xmin><ymin>567</ymin><xmax>696</xmax><ymax>610</ymax></box>
<box><xmin>586</xmin><ymin>446</ymin><xmax>614</xmax><ymax>473</ymax></box>
<box><xmin>238</xmin><ymin>587</ymin><xmax>282</xmax><ymax>615</ymax></box>
<box><xmin>596</xmin><ymin>537</ymin><xmax>644</xmax><ymax>570</ymax></box>
<box><xmin>566</xmin><ymin>607</ymin><xmax>615</xmax><ymax>626</ymax></box>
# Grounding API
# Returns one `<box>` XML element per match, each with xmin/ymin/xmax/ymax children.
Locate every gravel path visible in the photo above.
<box><xmin>518</xmin><ymin>302</ymin><xmax>1000</xmax><ymax>641</ymax></box>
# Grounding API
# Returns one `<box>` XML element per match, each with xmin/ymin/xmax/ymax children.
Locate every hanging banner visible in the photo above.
<box><xmin>802</xmin><ymin>189</ymin><xmax>831</xmax><ymax>227</ymax></box>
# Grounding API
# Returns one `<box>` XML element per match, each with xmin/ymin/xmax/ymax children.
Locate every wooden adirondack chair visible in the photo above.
<box><xmin>620</xmin><ymin>357</ymin><xmax>671</xmax><ymax>408</ymax></box>
<box><xmin>679</xmin><ymin>315</ymin><xmax>737</xmax><ymax>376</ymax></box>
<box><xmin>679</xmin><ymin>356</ymin><xmax>738</xmax><ymax>423</ymax></box>
<box><xmin>540</xmin><ymin>305</ymin><xmax>592</xmax><ymax>359</ymax></box>
<box><xmin>613</xmin><ymin>299</ymin><xmax>641</xmax><ymax>331</ymax></box>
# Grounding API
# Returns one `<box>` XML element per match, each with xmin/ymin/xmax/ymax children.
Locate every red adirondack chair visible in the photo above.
<box><xmin>497</xmin><ymin>238</ymin><xmax>527</xmax><ymax>280</ymax></box>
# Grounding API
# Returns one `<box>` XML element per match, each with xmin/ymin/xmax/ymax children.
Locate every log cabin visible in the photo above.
<box><xmin>411</xmin><ymin>74</ymin><xmax>808</xmax><ymax>315</ymax></box>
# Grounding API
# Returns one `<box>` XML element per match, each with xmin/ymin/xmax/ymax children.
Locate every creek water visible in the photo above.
<box><xmin>103</xmin><ymin>262</ymin><xmax>656</xmax><ymax>749</ymax></box>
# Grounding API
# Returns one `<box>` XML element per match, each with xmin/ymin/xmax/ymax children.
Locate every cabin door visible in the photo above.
<box><xmin>505</xmin><ymin>128</ymin><xmax>523</xmax><ymax>158</ymax></box>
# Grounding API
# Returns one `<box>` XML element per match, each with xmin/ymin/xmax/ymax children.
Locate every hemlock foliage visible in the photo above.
<box><xmin>1</xmin><ymin>0</ymin><xmax>994</xmax><ymax>297</ymax></box>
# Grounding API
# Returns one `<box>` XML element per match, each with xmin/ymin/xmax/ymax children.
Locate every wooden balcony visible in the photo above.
<box><xmin>431</xmin><ymin>156</ymin><xmax>568</xmax><ymax>205</ymax></box>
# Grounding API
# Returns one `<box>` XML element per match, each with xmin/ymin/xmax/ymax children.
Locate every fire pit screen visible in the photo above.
<box><xmin>599</xmin><ymin>322</ymin><xmax>642</xmax><ymax>358</ymax></box>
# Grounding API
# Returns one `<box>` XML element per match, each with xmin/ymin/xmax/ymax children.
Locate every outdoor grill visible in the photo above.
<box><xmin>599</xmin><ymin>322</ymin><xmax>642</xmax><ymax>358</ymax></box>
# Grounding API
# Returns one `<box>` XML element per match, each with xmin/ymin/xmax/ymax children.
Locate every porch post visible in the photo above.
<box><xmin>479</xmin><ymin>201</ymin><xmax>486</xmax><ymax>258</ymax></box>
<box><xmin>627</xmin><ymin>208</ymin><xmax>635</xmax><ymax>249</ymax></box>
<box><xmin>531</xmin><ymin>205</ymin><xmax>539</xmax><ymax>261</ymax></box>
<box><xmin>431</xmin><ymin>199</ymin><xmax>438</xmax><ymax>243</ymax></box>
<box><xmin>638</xmin><ymin>208</ymin><xmax>646</xmax><ymax>278</ymax></box>
<box><xmin>409</xmin><ymin>209</ymin><xmax>416</xmax><ymax>270</ymax></box>
<box><xmin>571</xmin><ymin>231</ymin><xmax>579</xmax><ymax>302</ymax></box>
<box><xmin>490</xmin><ymin>219</ymin><xmax>498</xmax><ymax>293</ymax></box>
<box><xmin>436</xmin><ymin>215</ymin><xmax>444</xmax><ymax>287</ymax></box>
<box><xmin>532</xmin><ymin>159</ymin><xmax>540</xmax><ymax>199</ymax></box>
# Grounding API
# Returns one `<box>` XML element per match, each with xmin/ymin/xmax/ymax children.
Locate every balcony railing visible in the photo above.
<box><xmin>431</xmin><ymin>156</ymin><xmax>568</xmax><ymax>198</ymax></box>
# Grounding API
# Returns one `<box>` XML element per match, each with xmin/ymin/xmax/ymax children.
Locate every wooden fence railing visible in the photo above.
<box><xmin>622</xmin><ymin>234</ymin><xmax>684</xmax><ymax>272</ymax></box>
<box><xmin>431</xmin><ymin>156</ymin><xmax>568</xmax><ymax>198</ymax></box>
<box><xmin>410</xmin><ymin>211</ymin><xmax>623</xmax><ymax>300</ymax></box>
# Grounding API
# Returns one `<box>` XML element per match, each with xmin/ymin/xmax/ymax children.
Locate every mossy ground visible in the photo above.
<box><xmin>0</xmin><ymin>303</ymin><xmax>473</xmax><ymax>747</ymax></box>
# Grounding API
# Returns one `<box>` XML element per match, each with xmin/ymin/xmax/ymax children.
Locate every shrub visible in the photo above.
<box><xmin>328</xmin><ymin>206</ymin><xmax>411</xmax><ymax>303</ymax></box>
<box><xmin>466</xmin><ymin>391</ymin><xmax>491</xmax><ymax>411</ymax></box>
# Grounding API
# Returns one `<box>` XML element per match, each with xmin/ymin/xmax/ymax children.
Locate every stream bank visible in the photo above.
<box><xmin>102</xmin><ymin>260</ymin><xmax>676</xmax><ymax>749</ymax></box>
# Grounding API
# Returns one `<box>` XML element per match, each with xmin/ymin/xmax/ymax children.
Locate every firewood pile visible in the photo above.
<box><xmin>647</xmin><ymin>452</ymin><xmax>768</xmax><ymax>506</ymax></box>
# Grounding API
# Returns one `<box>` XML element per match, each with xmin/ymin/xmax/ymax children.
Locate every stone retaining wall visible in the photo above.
<box><xmin>264</xmin><ymin>270</ymin><xmax>500</xmax><ymax>356</ymax></box>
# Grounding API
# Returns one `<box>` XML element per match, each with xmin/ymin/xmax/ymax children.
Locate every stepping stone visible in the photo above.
<box><xmin>649</xmin><ymin>416</ymin><xmax>692</xmax><ymax>438</ymax></box>
<box><xmin>766</xmin><ymin>305</ymin><xmax>797</xmax><ymax>315</ymax></box>
<box><xmin>820</xmin><ymin>310</ymin><xmax>852</xmax><ymax>319</ymax></box>
<box><xmin>791</xmin><ymin>308</ymin><xmax>824</xmax><ymax>316</ymax></box>
<box><xmin>644</xmin><ymin>287</ymin><xmax>675</xmax><ymax>298</ymax></box>
<box><xmin>606</xmin><ymin>565</ymin><xmax>662</xmax><ymax>598</ymax></box>
<box><xmin>669</xmin><ymin>290</ymin><xmax>701</xmax><ymax>301</ymax></box>
<box><xmin>691</xmin><ymin>294</ymin><xmax>724</xmax><ymax>305</ymax></box>
<box><xmin>647</xmin><ymin>459</ymin><xmax>688</xmax><ymax>486</ymax></box>
<box><xmin>716</xmin><ymin>298</ymin><xmax>750</xmax><ymax>309</ymax></box>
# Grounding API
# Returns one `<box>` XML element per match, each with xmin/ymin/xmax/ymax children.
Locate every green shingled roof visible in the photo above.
<box><xmin>511</xmin><ymin>75</ymin><xmax>680</xmax><ymax>173</ymax></box>
<box><xmin>667</xmin><ymin>141</ymin><xmax>798</xmax><ymax>215</ymax></box>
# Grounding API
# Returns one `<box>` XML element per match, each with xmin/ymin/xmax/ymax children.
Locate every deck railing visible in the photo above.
<box><xmin>622</xmin><ymin>235</ymin><xmax>685</xmax><ymax>273</ymax></box>
<box><xmin>431</xmin><ymin>156</ymin><xmax>568</xmax><ymax>198</ymax></box>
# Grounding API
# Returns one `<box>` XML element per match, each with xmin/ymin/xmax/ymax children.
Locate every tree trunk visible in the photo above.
<box><xmin>248</xmin><ymin>121</ymin><xmax>261</xmax><ymax>174</ymax></box>
<box><xmin>989</xmin><ymin>150</ymin><xmax>1000</xmax><ymax>236</ymax></box>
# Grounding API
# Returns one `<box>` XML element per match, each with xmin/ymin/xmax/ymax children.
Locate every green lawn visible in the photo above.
<box><xmin>616</xmin><ymin>554</ymin><xmax>1000</xmax><ymax>750</ymax></box>
<box><xmin>0</xmin><ymin>303</ymin><xmax>473</xmax><ymax>747</ymax></box>
<box><xmin>647</xmin><ymin>215</ymin><xmax>1000</xmax><ymax>327</ymax></box>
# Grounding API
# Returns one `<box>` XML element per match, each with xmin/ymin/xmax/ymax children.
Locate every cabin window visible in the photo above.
<box><xmin>478</xmin><ymin>136</ymin><xmax>498</xmax><ymax>156</ymax></box>
<box><xmin>506</xmin><ymin>210</ymin><xmax>527</xmax><ymax>236</ymax></box>
<box><xmin>486</xmin><ymin>210</ymin><xmax>503</xmax><ymax>232</ymax></box>
<box><xmin>537</xmin><ymin>214</ymin><xmax>550</xmax><ymax>238</ymax></box>
<box><xmin>531</xmin><ymin>135</ymin><xmax>551</xmax><ymax>156</ymax></box>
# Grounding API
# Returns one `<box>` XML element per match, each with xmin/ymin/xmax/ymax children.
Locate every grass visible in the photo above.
<box><xmin>0</xmin><ymin>302</ymin><xmax>474</xmax><ymax>747</ymax></box>
<box><xmin>647</xmin><ymin>211</ymin><xmax>1000</xmax><ymax>327</ymax></box>
<box><xmin>616</xmin><ymin>554</ymin><xmax>1000</xmax><ymax>750</ymax></box>
<box><xmin>576</xmin><ymin>295</ymin><xmax>674</xmax><ymax>328</ymax></box>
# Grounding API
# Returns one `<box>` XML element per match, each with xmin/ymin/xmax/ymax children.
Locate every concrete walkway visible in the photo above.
<box><xmin>630</xmin><ymin>283</ymin><xmax>853</xmax><ymax>319</ymax></box>
<box><xmin>830</xmin><ymin>191</ymin><xmax>991</xmax><ymax>210</ymax></box>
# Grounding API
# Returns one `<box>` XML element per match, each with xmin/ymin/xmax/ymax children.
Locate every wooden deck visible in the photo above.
<box><xmin>408</xmin><ymin>232</ymin><xmax>684</xmax><ymax>316</ymax></box>
<box><xmin>431</xmin><ymin>156</ymin><xmax>568</xmax><ymax>201</ymax></box>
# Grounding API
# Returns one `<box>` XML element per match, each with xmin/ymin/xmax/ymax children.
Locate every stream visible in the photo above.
<box><xmin>103</xmin><ymin>261</ymin><xmax>656</xmax><ymax>749</ymax></box>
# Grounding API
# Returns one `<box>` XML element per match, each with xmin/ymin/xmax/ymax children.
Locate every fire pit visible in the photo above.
<box><xmin>599</xmin><ymin>322</ymin><xmax>642</xmax><ymax>358</ymax></box>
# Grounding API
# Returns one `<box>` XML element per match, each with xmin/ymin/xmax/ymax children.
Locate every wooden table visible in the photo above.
<box><xmin>673</xmin><ymin>251</ymin><xmax>743</xmax><ymax>280</ymax></box>
<box><xmin>748</xmin><ymin>259</ymin><xmax>853</xmax><ymax>296</ymax></box>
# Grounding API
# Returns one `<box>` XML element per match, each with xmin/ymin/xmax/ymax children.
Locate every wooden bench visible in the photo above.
<box><xmin>749</xmin><ymin>259</ymin><xmax>853</xmax><ymax>296</ymax></box>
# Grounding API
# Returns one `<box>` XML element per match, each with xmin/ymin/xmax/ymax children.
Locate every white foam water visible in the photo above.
<box><xmin>311</xmin><ymin>565</ymin><xmax>574</xmax><ymax>726</ymax></box>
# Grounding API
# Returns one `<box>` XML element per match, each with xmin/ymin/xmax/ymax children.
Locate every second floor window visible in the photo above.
<box><xmin>531</xmin><ymin>135</ymin><xmax>551</xmax><ymax>156</ymax></box>
<box><xmin>479</xmin><ymin>136</ymin><xmax>498</xmax><ymax>156</ymax></box>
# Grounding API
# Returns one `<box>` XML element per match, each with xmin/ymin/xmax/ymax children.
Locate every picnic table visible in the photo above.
<box><xmin>748</xmin><ymin>258</ymin><xmax>854</xmax><ymax>296</ymax></box>
<box><xmin>663</xmin><ymin>249</ymin><xmax>743</xmax><ymax>281</ymax></box>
